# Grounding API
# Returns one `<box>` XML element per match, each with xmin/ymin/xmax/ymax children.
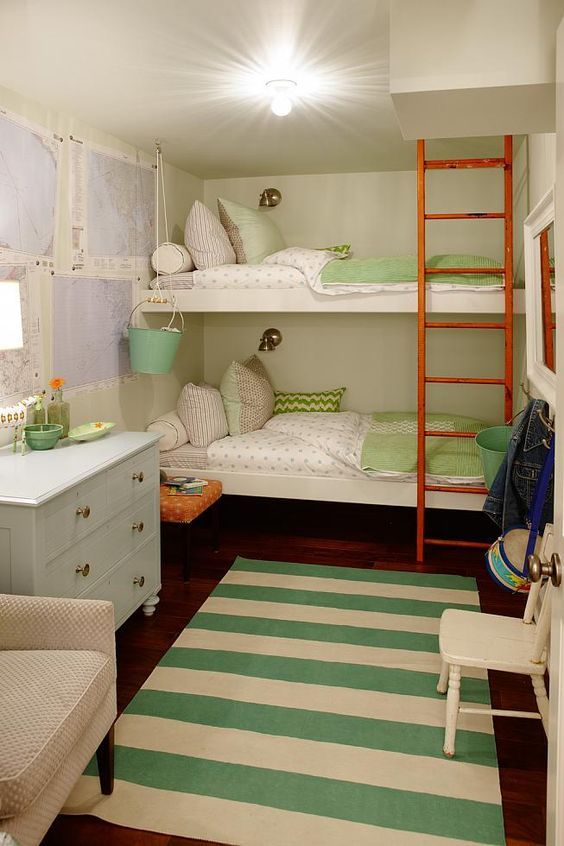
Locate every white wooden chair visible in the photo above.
<box><xmin>437</xmin><ymin>543</ymin><xmax>553</xmax><ymax>758</ymax></box>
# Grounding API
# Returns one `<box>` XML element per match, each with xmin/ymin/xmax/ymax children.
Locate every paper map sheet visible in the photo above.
<box><xmin>0</xmin><ymin>265</ymin><xmax>42</xmax><ymax>402</ymax></box>
<box><xmin>0</xmin><ymin>108</ymin><xmax>60</xmax><ymax>263</ymax></box>
<box><xmin>71</xmin><ymin>140</ymin><xmax>155</xmax><ymax>272</ymax></box>
<box><xmin>52</xmin><ymin>275</ymin><xmax>134</xmax><ymax>390</ymax></box>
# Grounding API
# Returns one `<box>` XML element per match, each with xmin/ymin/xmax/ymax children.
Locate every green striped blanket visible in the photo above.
<box><xmin>320</xmin><ymin>254</ymin><xmax>503</xmax><ymax>287</ymax></box>
<box><xmin>362</xmin><ymin>411</ymin><xmax>487</xmax><ymax>476</ymax></box>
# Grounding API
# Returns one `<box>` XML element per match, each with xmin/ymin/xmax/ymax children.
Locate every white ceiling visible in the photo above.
<box><xmin>0</xmin><ymin>0</ymin><xmax>509</xmax><ymax>178</ymax></box>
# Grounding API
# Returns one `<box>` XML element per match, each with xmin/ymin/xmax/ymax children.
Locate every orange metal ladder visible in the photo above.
<box><xmin>416</xmin><ymin>136</ymin><xmax>514</xmax><ymax>562</ymax></box>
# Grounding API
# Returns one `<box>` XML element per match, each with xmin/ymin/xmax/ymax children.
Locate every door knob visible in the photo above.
<box><xmin>75</xmin><ymin>563</ymin><xmax>90</xmax><ymax>577</ymax></box>
<box><xmin>76</xmin><ymin>505</ymin><xmax>91</xmax><ymax>518</ymax></box>
<box><xmin>133</xmin><ymin>575</ymin><xmax>145</xmax><ymax>587</ymax></box>
<box><xmin>528</xmin><ymin>552</ymin><xmax>562</xmax><ymax>587</ymax></box>
<box><xmin>132</xmin><ymin>522</ymin><xmax>144</xmax><ymax>533</ymax></box>
<box><xmin>132</xmin><ymin>471</ymin><xmax>144</xmax><ymax>483</ymax></box>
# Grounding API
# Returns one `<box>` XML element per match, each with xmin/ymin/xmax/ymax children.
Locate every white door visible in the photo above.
<box><xmin>547</xmin><ymin>18</ymin><xmax>564</xmax><ymax>845</ymax></box>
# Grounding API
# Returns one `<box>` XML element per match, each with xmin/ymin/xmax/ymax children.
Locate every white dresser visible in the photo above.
<box><xmin>0</xmin><ymin>431</ymin><xmax>161</xmax><ymax>628</ymax></box>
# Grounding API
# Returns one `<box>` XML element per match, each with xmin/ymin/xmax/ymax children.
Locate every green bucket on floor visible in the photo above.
<box><xmin>128</xmin><ymin>327</ymin><xmax>182</xmax><ymax>374</ymax></box>
<box><xmin>475</xmin><ymin>425</ymin><xmax>513</xmax><ymax>490</ymax></box>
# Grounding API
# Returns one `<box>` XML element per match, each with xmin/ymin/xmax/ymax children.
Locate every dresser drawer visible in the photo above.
<box><xmin>107</xmin><ymin>447</ymin><xmax>156</xmax><ymax>510</ymax></box>
<box><xmin>42</xmin><ymin>495</ymin><xmax>157</xmax><ymax>597</ymax></box>
<box><xmin>42</xmin><ymin>473</ymin><xmax>107</xmax><ymax>561</ymax></box>
<box><xmin>92</xmin><ymin>536</ymin><xmax>159</xmax><ymax>626</ymax></box>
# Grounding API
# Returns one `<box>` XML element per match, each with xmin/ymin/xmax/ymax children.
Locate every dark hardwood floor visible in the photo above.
<box><xmin>43</xmin><ymin>497</ymin><xmax>547</xmax><ymax>846</ymax></box>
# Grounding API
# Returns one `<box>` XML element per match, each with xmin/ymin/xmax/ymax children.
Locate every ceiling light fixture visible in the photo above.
<box><xmin>266</xmin><ymin>79</ymin><xmax>297</xmax><ymax>117</ymax></box>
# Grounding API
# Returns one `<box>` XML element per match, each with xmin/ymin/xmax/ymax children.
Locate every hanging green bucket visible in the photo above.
<box><xmin>475</xmin><ymin>426</ymin><xmax>513</xmax><ymax>490</ymax></box>
<box><xmin>129</xmin><ymin>327</ymin><xmax>182</xmax><ymax>374</ymax></box>
<box><xmin>128</xmin><ymin>300</ymin><xmax>184</xmax><ymax>375</ymax></box>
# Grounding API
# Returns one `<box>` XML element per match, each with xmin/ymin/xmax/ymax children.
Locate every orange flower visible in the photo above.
<box><xmin>94</xmin><ymin>422</ymin><xmax>104</xmax><ymax>429</ymax></box>
<box><xmin>49</xmin><ymin>377</ymin><xmax>65</xmax><ymax>390</ymax></box>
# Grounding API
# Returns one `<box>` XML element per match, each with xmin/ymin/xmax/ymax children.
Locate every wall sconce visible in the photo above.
<box><xmin>258</xmin><ymin>327</ymin><xmax>282</xmax><ymax>351</ymax></box>
<box><xmin>259</xmin><ymin>188</ymin><xmax>282</xmax><ymax>208</ymax></box>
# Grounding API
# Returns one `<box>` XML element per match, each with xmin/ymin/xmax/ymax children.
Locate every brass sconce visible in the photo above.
<box><xmin>258</xmin><ymin>327</ymin><xmax>282</xmax><ymax>351</ymax></box>
<box><xmin>259</xmin><ymin>188</ymin><xmax>282</xmax><ymax>208</ymax></box>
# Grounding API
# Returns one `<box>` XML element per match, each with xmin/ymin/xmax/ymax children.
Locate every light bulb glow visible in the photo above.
<box><xmin>270</xmin><ymin>94</ymin><xmax>292</xmax><ymax>116</ymax></box>
<box><xmin>266</xmin><ymin>79</ymin><xmax>297</xmax><ymax>117</ymax></box>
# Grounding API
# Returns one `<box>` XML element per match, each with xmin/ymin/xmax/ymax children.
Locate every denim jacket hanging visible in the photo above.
<box><xmin>483</xmin><ymin>399</ymin><xmax>554</xmax><ymax>532</ymax></box>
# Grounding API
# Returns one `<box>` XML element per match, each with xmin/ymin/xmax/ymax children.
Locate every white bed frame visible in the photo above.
<box><xmin>142</xmin><ymin>287</ymin><xmax>527</xmax><ymax>315</ymax></box>
<box><xmin>162</xmin><ymin>466</ymin><xmax>485</xmax><ymax>512</ymax></box>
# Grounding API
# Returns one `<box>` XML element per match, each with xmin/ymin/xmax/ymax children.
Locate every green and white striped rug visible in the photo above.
<box><xmin>65</xmin><ymin>557</ymin><xmax>505</xmax><ymax>846</ymax></box>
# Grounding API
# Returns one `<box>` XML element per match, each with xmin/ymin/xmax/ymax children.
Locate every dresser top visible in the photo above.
<box><xmin>0</xmin><ymin>430</ymin><xmax>160</xmax><ymax>506</ymax></box>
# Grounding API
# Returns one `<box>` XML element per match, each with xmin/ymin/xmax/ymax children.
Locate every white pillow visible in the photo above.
<box><xmin>184</xmin><ymin>201</ymin><xmax>236</xmax><ymax>270</ymax></box>
<box><xmin>151</xmin><ymin>242</ymin><xmax>194</xmax><ymax>274</ymax></box>
<box><xmin>217</xmin><ymin>197</ymin><xmax>285</xmax><ymax>264</ymax></box>
<box><xmin>146</xmin><ymin>410</ymin><xmax>188</xmax><ymax>452</ymax></box>
<box><xmin>177</xmin><ymin>382</ymin><xmax>229</xmax><ymax>447</ymax></box>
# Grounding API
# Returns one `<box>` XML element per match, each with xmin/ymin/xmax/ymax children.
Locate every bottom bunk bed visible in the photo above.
<box><xmin>158</xmin><ymin>411</ymin><xmax>487</xmax><ymax>512</ymax></box>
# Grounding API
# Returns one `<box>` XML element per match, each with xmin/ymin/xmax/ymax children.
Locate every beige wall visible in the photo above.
<box><xmin>528</xmin><ymin>133</ymin><xmax>557</xmax><ymax>209</ymax></box>
<box><xmin>0</xmin><ymin>83</ymin><xmax>204</xmax><ymax>447</ymax></box>
<box><xmin>205</xmin><ymin>162</ymin><xmax>524</xmax><ymax>262</ymax></box>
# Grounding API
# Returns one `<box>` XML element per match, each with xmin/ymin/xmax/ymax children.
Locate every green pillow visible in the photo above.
<box><xmin>274</xmin><ymin>387</ymin><xmax>346</xmax><ymax>415</ymax></box>
<box><xmin>218</xmin><ymin>197</ymin><xmax>285</xmax><ymax>264</ymax></box>
<box><xmin>320</xmin><ymin>243</ymin><xmax>351</xmax><ymax>258</ymax></box>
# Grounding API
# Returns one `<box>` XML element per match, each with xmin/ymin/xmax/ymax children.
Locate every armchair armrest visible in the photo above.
<box><xmin>0</xmin><ymin>594</ymin><xmax>115</xmax><ymax>660</ymax></box>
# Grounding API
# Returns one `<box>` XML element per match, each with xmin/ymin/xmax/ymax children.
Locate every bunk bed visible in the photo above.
<box><xmin>144</xmin><ymin>137</ymin><xmax>516</xmax><ymax>548</ymax></box>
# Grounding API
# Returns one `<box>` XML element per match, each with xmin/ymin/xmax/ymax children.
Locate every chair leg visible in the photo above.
<box><xmin>211</xmin><ymin>501</ymin><xmax>221</xmax><ymax>553</ymax></box>
<box><xmin>531</xmin><ymin>673</ymin><xmax>549</xmax><ymax>735</ymax></box>
<box><xmin>183</xmin><ymin>523</ymin><xmax>192</xmax><ymax>582</ymax></box>
<box><xmin>96</xmin><ymin>724</ymin><xmax>115</xmax><ymax>795</ymax></box>
<box><xmin>443</xmin><ymin>664</ymin><xmax>461</xmax><ymax>758</ymax></box>
<box><xmin>437</xmin><ymin>659</ymin><xmax>449</xmax><ymax>694</ymax></box>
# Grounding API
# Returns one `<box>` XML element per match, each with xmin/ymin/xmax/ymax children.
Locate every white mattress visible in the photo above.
<box><xmin>160</xmin><ymin>412</ymin><xmax>483</xmax><ymax>486</ymax></box>
<box><xmin>151</xmin><ymin>273</ymin><xmax>194</xmax><ymax>290</ymax></box>
<box><xmin>151</xmin><ymin>264</ymin><xmax>304</xmax><ymax>291</ymax></box>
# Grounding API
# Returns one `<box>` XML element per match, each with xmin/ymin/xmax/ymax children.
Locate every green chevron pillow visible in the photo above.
<box><xmin>273</xmin><ymin>387</ymin><xmax>346</xmax><ymax>415</ymax></box>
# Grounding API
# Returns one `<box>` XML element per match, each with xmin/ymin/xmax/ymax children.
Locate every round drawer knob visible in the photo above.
<box><xmin>133</xmin><ymin>575</ymin><xmax>145</xmax><ymax>587</ymax></box>
<box><xmin>76</xmin><ymin>505</ymin><xmax>91</xmax><ymax>518</ymax></box>
<box><xmin>132</xmin><ymin>471</ymin><xmax>144</xmax><ymax>483</ymax></box>
<box><xmin>75</xmin><ymin>563</ymin><xmax>90</xmax><ymax>577</ymax></box>
<box><xmin>132</xmin><ymin>521</ymin><xmax>144</xmax><ymax>533</ymax></box>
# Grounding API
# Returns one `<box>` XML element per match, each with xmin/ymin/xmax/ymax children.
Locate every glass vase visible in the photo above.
<box><xmin>47</xmin><ymin>388</ymin><xmax>70</xmax><ymax>437</ymax></box>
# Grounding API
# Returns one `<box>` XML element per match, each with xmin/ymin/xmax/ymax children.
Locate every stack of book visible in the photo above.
<box><xmin>164</xmin><ymin>476</ymin><xmax>209</xmax><ymax>497</ymax></box>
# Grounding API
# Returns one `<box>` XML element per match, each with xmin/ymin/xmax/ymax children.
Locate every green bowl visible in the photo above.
<box><xmin>24</xmin><ymin>423</ymin><xmax>63</xmax><ymax>450</ymax></box>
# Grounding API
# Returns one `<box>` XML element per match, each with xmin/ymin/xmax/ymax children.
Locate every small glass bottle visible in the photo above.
<box><xmin>48</xmin><ymin>388</ymin><xmax>70</xmax><ymax>437</ymax></box>
<box><xmin>33</xmin><ymin>393</ymin><xmax>46</xmax><ymax>425</ymax></box>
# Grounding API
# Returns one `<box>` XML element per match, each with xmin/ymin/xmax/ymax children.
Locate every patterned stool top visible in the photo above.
<box><xmin>160</xmin><ymin>479</ymin><xmax>222</xmax><ymax>524</ymax></box>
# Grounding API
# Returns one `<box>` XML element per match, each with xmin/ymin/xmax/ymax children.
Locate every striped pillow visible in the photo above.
<box><xmin>184</xmin><ymin>201</ymin><xmax>236</xmax><ymax>270</ymax></box>
<box><xmin>274</xmin><ymin>387</ymin><xmax>346</xmax><ymax>415</ymax></box>
<box><xmin>177</xmin><ymin>383</ymin><xmax>229</xmax><ymax>447</ymax></box>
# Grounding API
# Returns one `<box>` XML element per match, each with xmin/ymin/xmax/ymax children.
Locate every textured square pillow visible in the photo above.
<box><xmin>146</xmin><ymin>410</ymin><xmax>188</xmax><ymax>452</ymax></box>
<box><xmin>177</xmin><ymin>383</ymin><xmax>229</xmax><ymax>447</ymax></box>
<box><xmin>274</xmin><ymin>387</ymin><xmax>346</xmax><ymax>415</ymax></box>
<box><xmin>217</xmin><ymin>197</ymin><xmax>285</xmax><ymax>264</ymax></box>
<box><xmin>184</xmin><ymin>200</ymin><xmax>236</xmax><ymax>269</ymax></box>
<box><xmin>220</xmin><ymin>360</ymin><xmax>275</xmax><ymax>435</ymax></box>
<box><xmin>242</xmin><ymin>354</ymin><xmax>271</xmax><ymax>382</ymax></box>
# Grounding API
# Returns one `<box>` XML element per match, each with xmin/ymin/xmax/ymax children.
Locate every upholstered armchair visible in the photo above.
<box><xmin>0</xmin><ymin>594</ymin><xmax>117</xmax><ymax>846</ymax></box>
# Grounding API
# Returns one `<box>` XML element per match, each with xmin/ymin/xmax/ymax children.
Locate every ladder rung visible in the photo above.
<box><xmin>425</xmin><ymin>212</ymin><xmax>505</xmax><ymax>220</ymax></box>
<box><xmin>425</xmin><ymin>321</ymin><xmax>505</xmax><ymax>330</ymax></box>
<box><xmin>425</xmin><ymin>538</ymin><xmax>491</xmax><ymax>548</ymax></box>
<box><xmin>425</xmin><ymin>485</ymin><xmax>488</xmax><ymax>494</ymax></box>
<box><xmin>425</xmin><ymin>376</ymin><xmax>505</xmax><ymax>385</ymax></box>
<box><xmin>424</xmin><ymin>157</ymin><xmax>506</xmax><ymax>170</ymax></box>
<box><xmin>424</xmin><ymin>430</ymin><xmax>478</xmax><ymax>438</ymax></box>
<box><xmin>425</xmin><ymin>267</ymin><xmax>505</xmax><ymax>275</ymax></box>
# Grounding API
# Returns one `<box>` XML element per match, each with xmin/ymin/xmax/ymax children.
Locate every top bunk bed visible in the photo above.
<box><xmin>141</xmin><ymin>249</ymin><xmax>526</xmax><ymax>314</ymax></box>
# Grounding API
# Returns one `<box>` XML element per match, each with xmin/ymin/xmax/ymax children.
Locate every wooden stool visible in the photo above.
<box><xmin>160</xmin><ymin>480</ymin><xmax>222</xmax><ymax>581</ymax></box>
